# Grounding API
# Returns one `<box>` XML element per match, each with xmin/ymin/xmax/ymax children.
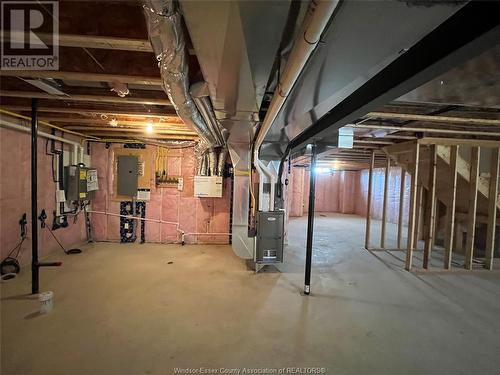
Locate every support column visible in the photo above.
<box><xmin>406</xmin><ymin>143</ymin><xmax>420</xmax><ymax>271</ymax></box>
<box><xmin>485</xmin><ymin>148</ymin><xmax>499</xmax><ymax>270</ymax></box>
<box><xmin>397</xmin><ymin>168</ymin><xmax>406</xmax><ymax>249</ymax></box>
<box><xmin>364</xmin><ymin>150</ymin><xmax>375</xmax><ymax>250</ymax></box>
<box><xmin>381</xmin><ymin>156</ymin><xmax>390</xmax><ymax>248</ymax></box>
<box><xmin>444</xmin><ymin>145</ymin><xmax>458</xmax><ymax>269</ymax></box>
<box><xmin>31</xmin><ymin>98</ymin><xmax>39</xmax><ymax>294</ymax></box>
<box><xmin>304</xmin><ymin>143</ymin><xmax>317</xmax><ymax>295</ymax></box>
<box><xmin>465</xmin><ymin>146</ymin><xmax>480</xmax><ymax>270</ymax></box>
<box><xmin>423</xmin><ymin>145</ymin><xmax>437</xmax><ymax>269</ymax></box>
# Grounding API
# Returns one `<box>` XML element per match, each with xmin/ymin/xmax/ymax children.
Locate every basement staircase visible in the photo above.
<box><xmin>384</xmin><ymin>140</ymin><xmax>499</xmax><ymax>229</ymax></box>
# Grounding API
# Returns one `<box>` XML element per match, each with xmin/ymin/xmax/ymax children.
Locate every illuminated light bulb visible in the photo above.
<box><xmin>109</xmin><ymin>118</ymin><xmax>118</xmax><ymax>127</ymax></box>
<box><xmin>146</xmin><ymin>122</ymin><xmax>154</xmax><ymax>133</ymax></box>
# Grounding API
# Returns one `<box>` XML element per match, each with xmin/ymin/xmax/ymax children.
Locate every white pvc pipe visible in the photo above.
<box><xmin>253</xmin><ymin>0</ymin><xmax>340</xmax><ymax>211</ymax></box>
<box><xmin>88</xmin><ymin>210</ymin><xmax>231</xmax><ymax>237</ymax></box>
<box><xmin>259</xmin><ymin>160</ymin><xmax>276</xmax><ymax>211</ymax></box>
<box><xmin>1</xmin><ymin>118</ymin><xmax>83</xmax><ymax>164</ymax></box>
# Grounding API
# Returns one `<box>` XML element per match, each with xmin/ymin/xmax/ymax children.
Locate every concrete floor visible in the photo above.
<box><xmin>2</xmin><ymin>213</ymin><xmax>500</xmax><ymax>375</ymax></box>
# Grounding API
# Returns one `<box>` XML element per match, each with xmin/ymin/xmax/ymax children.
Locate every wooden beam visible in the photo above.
<box><xmin>397</xmin><ymin>168</ymin><xmax>406</xmax><ymax>249</ymax></box>
<box><xmin>0</xmin><ymin>71</ymin><xmax>162</xmax><ymax>86</ymax></box>
<box><xmin>365</xmin><ymin>150</ymin><xmax>375</xmax><ymax>250</ymax></box>
<box><xmin>406</xmin><ymin>142</ymin><xmax>420</xmax><ymax>271</ymax></box>
<box><xmin>465</xmin><ymin>146</ymin><xmax>480</xmax><ymax>270</ymax></box>
<box><xmin>62</xmin><ymin>127</ymin><xmax>196</xmax><ymax>136</ymax></box>
<box><xmin>381</xmin><ymin>135</ymin><xmax>418</xmax><ymax>140</ymax></box>
<box><xmin>381</xmin><ymin>156</ymin><xmax>390</xmax><ymax>248</ymax></box>
<box><xmin>2</xmin><ymin>32</ymin><xmax>196</xmax><ymax>55</ymax></box>
<box><xmin>485</xmin><ymin>148</ymin><xmax>500</xmax><ymax>270</ymax></box>
<box><xmin>45</xmin><ymin>118</ymin><xmax>185</xmax><ymax>127</ymax></box>
<box><xmin>419</xmin><ymin>137</ymin><xmax>500</xmax><ymax>148</ymax></box>
<box><xmin>383</xmin><ymin>140</ymin><xmax>418</xmax><ymax>156</ymax></box>
<box><xmin>423</xmin><ymin>145</ymin><xmax>437</xmax><ymax>269</ymax></box>
<box><xmin>349</xmin><ymin>124</ymin><xmax>500</xmax><ymax>138</ymax></box>
<box><xmin>365</xmin><ymin>112</ymin><xmax>500</xmax><ymax>127</ymax></box>
<box><xmin>354</xmin><ymin>139</ymin><xmax>394</xmax><ymax>145</ymax></box>
<box><xmin>58</xmin><ymin>34</ymin><xmax>153</xmax><ymax>53</ymax></box>
<box><xmin>0</xmin><ymin>91</ymin><xmax>171</xmax><ymax>106</ymax></box>
<box><xmin>444</xmin><ymin>145</ymin><xmax>459</xmax><ymax>270</ymax></box>
<box><xmin>84</xmin><ymin>133</ymin><xmax>198</xmax><ymax>140</ymax></box>
<box><xmin>1</xmin><ymin>105</ymin><xmax>173</xmax><ymax>118</ymax></box>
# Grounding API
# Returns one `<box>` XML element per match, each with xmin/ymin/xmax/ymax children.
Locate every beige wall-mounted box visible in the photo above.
<box><xmin>194</xmin><ymin>176</ymin><xmax>223</xmax><ymax>198</ymax></box>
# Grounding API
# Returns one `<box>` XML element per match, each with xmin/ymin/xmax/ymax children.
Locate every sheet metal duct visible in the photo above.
<box><xmin>190</xmin><ymin>81</ymin><xmax>226</xmax><ymax>147</ymax></box>
<box><xmin>143</xmin><ymin>0</ymin><xmax>217</xmax><ymax>153</ymax></box>
<box><xmin>181</xmin><ymin>0</ymin><xmax>293</xmax><ymax>259</ymax></box>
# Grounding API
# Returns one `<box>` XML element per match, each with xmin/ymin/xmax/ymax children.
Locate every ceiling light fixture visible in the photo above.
<box><xmin>109</xmin><ymin>119</ymin><xmax>118</xmax><ymax>127</ymax></box>
<box><xmin>146</xmin><ymin>122</ymin><xmax>154</xmax><ymax>133</ymax></box>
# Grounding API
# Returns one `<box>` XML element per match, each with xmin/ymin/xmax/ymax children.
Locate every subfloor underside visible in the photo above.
<box><xmin>2</xmin><ymin>213</ymin><xmax>500</xmax><ymax>375</ymax></box>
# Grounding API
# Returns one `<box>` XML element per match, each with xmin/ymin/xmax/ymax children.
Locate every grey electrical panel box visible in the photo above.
<box><xmin>64</xmin><ymin>165</ymin><xmax>96</xmax><ymax>201</ymax></box>
<box><xmin>117</xmin><ymin>155</ymin><xmax>138</xmax><ymax>196</ymax></box>
<box><xmin>256</xmin><ymin>211</ymin><xmax>284</xmax><ymax>263</ymax></box>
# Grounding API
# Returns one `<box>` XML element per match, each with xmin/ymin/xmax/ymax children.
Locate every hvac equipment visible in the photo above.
<box><xmin>256</xmin><ymin>211</ymin><xmax>284</xmax><ymax>264</ymax></box>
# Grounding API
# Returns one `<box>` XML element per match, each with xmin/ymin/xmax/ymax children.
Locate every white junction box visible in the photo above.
<box><xmin>194</xmin><ymin>176</ymin><xmax>223</xmax><ymax>198</ymax></box>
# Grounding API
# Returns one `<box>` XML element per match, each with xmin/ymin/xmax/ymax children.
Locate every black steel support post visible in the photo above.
<box><xmin>304</xmin><ymin>143</ymin><xmax>317</xmax><ymax>295</ymax></box>
<box><xmin>31</xmin><ymin>98</ymin><xmax>39</xmax><ymax>294</ymax></box>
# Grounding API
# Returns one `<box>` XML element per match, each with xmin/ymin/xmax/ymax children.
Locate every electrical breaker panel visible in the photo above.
<box><xmin>64</xmin><ymin>165</ymin><xmax>98</xmax><ymax>201</ymax></box>
<box><xmin>117</xmin><ymin>155</ymin><xmax>139</xmax><ymax>196</ymax></box>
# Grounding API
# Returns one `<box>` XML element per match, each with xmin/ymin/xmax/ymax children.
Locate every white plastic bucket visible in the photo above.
<box><xmin>39</xmin><ymin>291</ymin><xmax>54</xmax><ymax>314</ymax></box>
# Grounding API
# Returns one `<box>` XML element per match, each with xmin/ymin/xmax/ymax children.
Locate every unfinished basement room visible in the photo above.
<box><xmin>1</xmin><ymin>1</ymin><xmax>499</xmax><ymax>374</ymax></box>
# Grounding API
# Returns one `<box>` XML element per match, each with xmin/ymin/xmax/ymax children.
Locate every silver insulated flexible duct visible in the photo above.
<box><xmin>143</xmin><ymin>0</ymin><xmax>217</xmax><ymax>149</ymax></box>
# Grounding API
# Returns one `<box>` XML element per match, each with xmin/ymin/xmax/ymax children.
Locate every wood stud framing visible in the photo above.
<box><xmin>485</xmin><ymin>148</ymin><xmax>500</xmax><ymax>270</ymax></box>
<box><xmin>364</xmin><ymin>150</ymin><xmax>375</xmax><ymax>250</ymax></box>
<box><xmin>423</xmin><ymin>145</ymin><xmax>437</xmax><ymax>269</ymax></box>
<box><xmin>397</xmin><ymin>168</ymin><xmax>406</xmax><ymax>249</ymax></box>
<box><xmin>405</xmin><ymin>142</ymin><xmax>420</xmax><ymax>271</ymax></box>
<box><xmin>444</xmin><ymin>146</ymin><xmax>459</xmax><ymax>269</ymax></box>
<box><xmin>381</xmin><ymin>156</ymin><xmax>390</xmax><ymax>248</ymax></box>
<box><xmin>465</xmin><ymin>147</ymin><xmax>480</xmax><ymax>270</ymax></box>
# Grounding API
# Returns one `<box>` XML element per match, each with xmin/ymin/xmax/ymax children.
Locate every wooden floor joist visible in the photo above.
<box><xmin>365</xmin><ymin>112</ymin><xmax>500</xmax><ymax>127</ymax></box>
<box><xmin>0</xmin><ymin>70</ymin><xmax>163</xmax><ymax>86</ymax></box>
<box><xmin>423</xmin><ymin>145</ymin><xmax>437</xmax><ymax>269</ymax></box>
<box><xmin>465</xmin><ymin>147</ymin><xmax>480</xmax><ymax>270</ymax></box>
<box><xmin>0</xmin><ymin>91</ymin><xmax>171</xmax><ymax>106</ymax></box>
<box><xmin>485</xmin><ymin>148</ymin><xmax>500</xmax><ymax>270</ymax></box>
<box><xmin>1</xmin><ymin>105</ymin><xmax>173</xmax><ymax>118</ymax></box>
<box><xmin>406</xmin><ymin>143</ymin><xmax>420</xmax><ymax>271</ymax></box>
<box><xmin>444</xmin><ymin>146</ymin><xmax>459</xmax><ymax>270</ymax></box>
<box><xmin>364</xmin><ymin>150</ymin><xmax>375</xmax><ymax>250</ymax></box>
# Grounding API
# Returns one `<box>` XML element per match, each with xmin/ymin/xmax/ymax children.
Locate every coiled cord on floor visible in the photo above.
<box><xmin>0</xmin><ymin>238</ymin><xmax>25</xmax><ymax>278</ymax></box>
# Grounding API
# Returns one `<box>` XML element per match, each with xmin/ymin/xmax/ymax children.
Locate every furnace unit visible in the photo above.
<box><xmin>256</xmin><ymin>211</ymin><xmax>284</xmax><ymax>264</ymax></box>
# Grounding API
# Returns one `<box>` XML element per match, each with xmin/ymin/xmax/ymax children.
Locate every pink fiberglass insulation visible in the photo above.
<box><xmin>0</xmin><ymin>127</ymin><xmax>87</xmax><ymax>266</ymax></box>
<box><xmin>90</xmin><ymin>144</ymin><xmax>231</xmax><ymax>245</ymax></box>
<box><xmin>355</xmin><ymin>167</ymin><xmax>410</xmax><ymax>225</ymax></box>
<box><xmin>289</xmin><ymin>169</ymin><xmax>358</xmax><ymax>216</ymax></box>
<box><xmin>287</xmin><ymin>167</ymin><xmax>406</xmax><ymax>222</ymax></box>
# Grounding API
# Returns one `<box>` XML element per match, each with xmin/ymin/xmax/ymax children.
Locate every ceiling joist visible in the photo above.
<box><xmin>0</xmin><ymin>70</ymin><xmax>162</xmax><ymax>86</ymax></box>
<box><xmin>0</xmin><ymin>91</ymin><xmax>171</xmax><ymax>106</ymax></box>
